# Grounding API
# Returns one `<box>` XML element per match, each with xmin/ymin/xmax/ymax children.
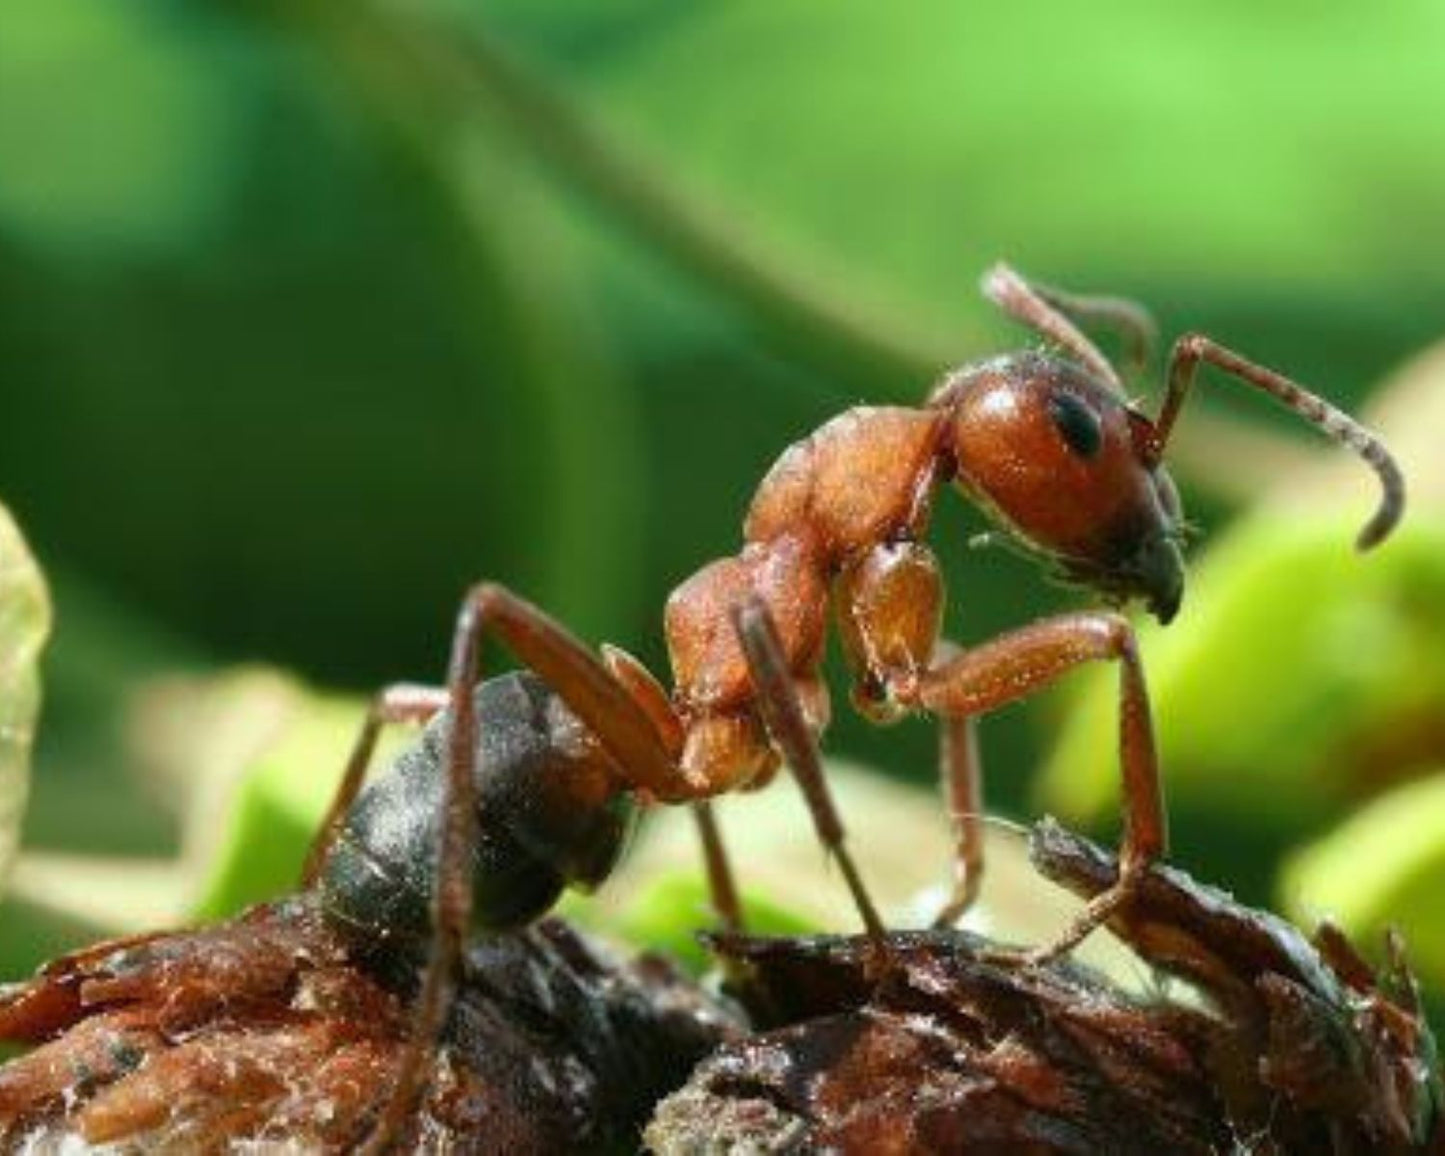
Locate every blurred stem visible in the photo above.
<box><xmin>270</xmin><ymin>0</ymin><xmax>1316</xmax><ymax>503</ymax></box>
<box><xmin>275</xmin><ymin>0</ymin><xmax>964</xmax><ymax>390</ymax></box>
<box><xmin>267</xmin><ymin>0</ymin><xmax>646</xmax><ymax>637</ymax></box>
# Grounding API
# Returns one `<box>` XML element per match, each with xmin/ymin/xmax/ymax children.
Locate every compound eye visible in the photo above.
<box><xmin>1047</xmin><ymin>392</ymin><xmax>1103</xmax><ymax>459</ymax></box>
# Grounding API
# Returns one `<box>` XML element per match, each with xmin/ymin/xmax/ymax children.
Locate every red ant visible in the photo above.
<box><xmin>297</xmin><ymin>263</ymin><xmax>1403</xmax><ymax>1149</ymax></box>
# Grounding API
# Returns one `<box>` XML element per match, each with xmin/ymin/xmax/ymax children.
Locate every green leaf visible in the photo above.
<box><xmin>1281</xmin><ymin>770</ymin><xmax>1445</xmax><ymax>989</ymax></box>
<box><xmin>0</xmin><ymin>504</ymin><xmax>52</xmax><ymax>893</ymax></box>
<box><xmin>560</xmin><ymin>873</ymin><xmax>816</xmax><ymax>976</ymax></box>
<box><xmin>186</xmin><ymin>675</ymin><xmax>382</xmax><ymax>921</ymax></box>
<box><xmin>572</xmin><ymin>0</ymin><xmax>1445</xmax><ymax>323</ymax></box>
<box><xmin>1037</xmin><ymin>513</ymin><xmax>1445</xmax><ymax>835</ymax></box>
<box><xmin>0</xmin><ymin>0</ymin><xmax>249</xmax><ymax>258</ymax></box>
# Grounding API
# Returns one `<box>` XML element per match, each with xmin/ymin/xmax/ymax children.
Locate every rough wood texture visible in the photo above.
<box><xmin>0</xmin><ymin>901</ymin><xmax>736</xmax><ymax>1152</ymax></box>
<box><xmin>648</xmin><ymin>821</ymin><xmax>1442</xmax><ymax>1156</ymax></box>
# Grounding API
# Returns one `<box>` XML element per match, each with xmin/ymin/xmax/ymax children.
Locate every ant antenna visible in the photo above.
<box><xmin>1030</xmin><ymin>283</ymin><xmax>1159</xmax><ymax>383</ymax></box>
<box><xmin>981</xmin><ymin>263</ymin><xmax>1123</xmax><ymax>392</ymax></box>
<box><xmin>1148</xmin><ymin>334</ymin><xmax>1405</xmax><ymax>550</ymax></box>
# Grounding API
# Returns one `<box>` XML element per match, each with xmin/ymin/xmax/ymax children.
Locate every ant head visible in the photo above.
<box><xmin>935</xmin><ymin>353</ymin><xmax>1186</xmax><ymax>623</ymax></box>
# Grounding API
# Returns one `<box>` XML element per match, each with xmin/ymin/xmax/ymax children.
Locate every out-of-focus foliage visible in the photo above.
<box><xmin>1283</xmin><ymin>771</ymin><xmax>1445</xmax><ymax>981</ymax></box>
<box><xmin>183</xmin><ymin>672</ymin><xmax>407</xmax><ymax>920</ymax></box>
<box><xmin>572</xmin><ymin>874</ymin><xmax>815</xmax><ymax>976</ymax></box>
<box><xmin>0</xmin><ymin>505</ymin><xmax>50</xmax><ymax>888</ymax></box>
<box><xmin>1</xmin><ymin>0</ymin><xmax>1443</xmax><ymax>1007</ymax></box>
<box><xmin>490</xmin><ymin>0</ymin><xmax>1445</xmax><ymax>307</ymax></box>
<box><xmin>0</xmin><ymin>0</ymin><xmax>245</xmax><ymax>259</ymax></box>
<box><xmin>1040</xmin><ymin>515</ymin><xmax>1445</xmax><ymax>831</ymax></box>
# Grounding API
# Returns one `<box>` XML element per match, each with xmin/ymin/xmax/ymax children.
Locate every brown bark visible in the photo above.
<box><xmin>648</xmin><ymin>821</ymin><xmax>1442</xmax><ymax>1156</ymax></box>
<box><xmin>0</xmin><ymin>902</ymin><xmax>737</xmax><ymax>1152</ymax></box>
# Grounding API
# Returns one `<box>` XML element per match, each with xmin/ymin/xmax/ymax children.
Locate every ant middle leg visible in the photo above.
<box><xmin>897</xmin><ymin>611</ymin><xmax>1166</xmax><ymax>963</ymax></box>
<box><xmin>931</xmin><ymin>713</ymin><xmax>985</xmax><ymax>929</ymax></box>
<box><xmin>731</xmin><ymin>594</ymin><xmax>886</xmax><ymax>945</ymax></box>
<box><xmin>691</xmin><ymin>801</ymin><xmax>746</xmax><ymax>934</ymax></box>
<box><xmin>301</xmin><ymin>682</ymin><xmax>449</xmax><ymax>886</ymax></box>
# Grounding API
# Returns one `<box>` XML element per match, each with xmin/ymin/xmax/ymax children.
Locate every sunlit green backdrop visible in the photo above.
<box><xmin>2</xmin><ymin>1</ymin><xmax>1443</xmax><ymax>1009</ymax></box>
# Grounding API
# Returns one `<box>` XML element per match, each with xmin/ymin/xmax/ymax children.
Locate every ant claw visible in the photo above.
<box><xmin>861</xmin><ymin>936</ymin><xmax>899</xmax><ymax>986</ymax></box>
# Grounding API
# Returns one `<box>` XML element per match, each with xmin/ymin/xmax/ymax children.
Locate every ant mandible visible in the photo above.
<box><xmin>300</xmin><ymin>263</ymin><xmax>1403</xmax><ymax>1149</ymax></box>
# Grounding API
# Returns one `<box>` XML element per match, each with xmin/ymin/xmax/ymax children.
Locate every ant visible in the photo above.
<box><xmin>296</xmin><ymin>263</ymin><xmax>1403</xmax><ymax>1150</ymax></box>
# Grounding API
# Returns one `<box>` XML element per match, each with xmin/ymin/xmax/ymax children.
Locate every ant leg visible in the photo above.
<box><xmin>981</xmin><ymin>263</ymin><xmax>1123</xmax><ymax>391</ymax></box>
<box><xmin>464</xmin><ymin>585</ymin><xmax>681</xmax><ymax>796</ymax></box>
<box><xmin>899</xmin><ymin>611</ymin><xmax>1164</xmax><ymax>963</ymax></box>
<box><xmin>931</xmin><ymin>714</ymin><xmax>985</xmax><ymax>929</ymax></box>
<box><xmin>600</xmin><ymin>643</ymin><xmax>746</xmax><ymax>931</ymax></box>
<box><xmin>691</xmin><ymin>801</ymin><xmax>746</xmax><ymax>933</ymax></box>
<box><xmin>362</xmin><ymin>584</ymin><xmax>687</xmax><ymax>1152</ymax></box>
<box><xmin>831</xmin><ymin>544</ymin><xmax>978</xmax><ymax>928</ymax></box>
<box><xmin>301</xmin><ymin>682</ymin><xmax>448</xmax><ymax>886</ymax></box>
<box><xmin>1149</xmin><ymin>334</ymin><xmax>1404</xmax><ymax>549</ymax></box>
<box><xmin>731</xmin><ymin>595</ymin><xmax>886</xmax><ymax>944</ymax></box>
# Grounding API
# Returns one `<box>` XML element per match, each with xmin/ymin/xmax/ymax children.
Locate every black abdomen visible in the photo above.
<box><xmin>319</xmin><ymin>672</ymin><xmax>634</xmax><ymax>962</ymax></box>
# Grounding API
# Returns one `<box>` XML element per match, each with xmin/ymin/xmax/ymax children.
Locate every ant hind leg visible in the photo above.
<box><xmin>302</xmin><ymin>682</ymin><xmax>449</xmax><ymax>887</ymax></box>
<box><xmin>691</xmin><ymin>801</ymin><xmax>746</xmax><ymax>934</ymax></box>
<box><xmin>359</xmin><ymin>583</ymin><xmax>687</xmax><ymax>1152</ymax></box>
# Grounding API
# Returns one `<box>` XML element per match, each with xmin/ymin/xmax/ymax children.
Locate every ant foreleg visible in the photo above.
<box><xmin>301</xmin><ymin>682</ymin><xmax>448</xmax><ymax>887</ymax></box>
<box><xmin>898</xmin><ymin>611</ymin><xmax>1164</xmax><ymax>962</ymax></box>
<box><xmin>731</xmin><ymin>595</ymin><xmax>886</xmax><ymax>946</ymax></box>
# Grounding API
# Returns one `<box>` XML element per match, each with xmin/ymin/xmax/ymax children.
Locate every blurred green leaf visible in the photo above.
<box><xmin>182</xmin><ymin>674</ymin><xmax>381</xmax><ymax>921</ymax></box>
<box><xmin>0</xmin><ymin>3</ymin><xmax>651</xmax><ymax>692</ymax></box>
<box><xmin>0</xmin><ymin>0</ymin><xmax>248</xmax><ymax>258</ymax></box>
<box><xmin>0</xmin><ymin>504</ymin><xmax>51</xmax><ymax>893</ymax></box>
<box><xmin>1038</xmin><ymin>513</ymin><xmax>1445</xmax><ymax>835</ymax></box>
<box><xmin>19</xmin><ymin>572</ymin><xmax>205</xmax><ymax>858</ymax></box>
<box><xmin>1282</xmin><ymin>770</ymin><xmax>1445</xmax><ymax>989</ymax></box>
<box><xmin>560</xmin><ymin>873</ymin><xmax>816</xmax><ymax>976</ymax></box>
<box><xmin>578</xmin><ymin>0</ymin><xmax>1445</xmax><ymax>317</ymax></box>
<box><xmin>0</xmin><ymin>895</ymin><xmax>103</xmax><ymax>983</ymax></box>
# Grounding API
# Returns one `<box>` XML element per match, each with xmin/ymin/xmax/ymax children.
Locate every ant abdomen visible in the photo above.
<box><xmin>318</xmin><ymin>672</ymin><xmax>635</xmax><ymax>963</ymax></box>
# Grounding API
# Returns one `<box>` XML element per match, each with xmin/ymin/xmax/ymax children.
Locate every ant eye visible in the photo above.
<box><xmin>1047</xmin><ymin>393</ymin><xmax>1103</xmax><ymax>459</ymax></box>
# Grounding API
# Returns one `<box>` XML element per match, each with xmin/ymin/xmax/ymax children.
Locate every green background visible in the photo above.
<box><xmin>1</xmin><ymin>0</ymin><xmax>1443</xmax><ymax>1007</ymax></box>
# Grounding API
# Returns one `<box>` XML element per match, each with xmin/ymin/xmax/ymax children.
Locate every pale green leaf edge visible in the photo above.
<box><xmin>1281</xmin><ymin>769</ymin><xmax>1445</xmax><ymax>983</ymax></box>
<box><xmin>0</xmin><ymin>503</ymin><xmax>53</xmax><ymax>893</ymax></box>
